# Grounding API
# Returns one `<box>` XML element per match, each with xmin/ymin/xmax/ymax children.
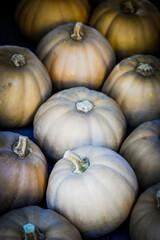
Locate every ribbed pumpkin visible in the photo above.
<box><xmin>129</xmin><ymin>183</ymin><xmax>160</xmax><ymax>240</ymax></box>
<box><xmin>36</xmin><ymin>22</ymin><xmax>116</xmax><ymax>91</ymax></box>
<box><xmin>0</xmin><ymin>206</ymin><xmax>82</xmax><ymax>240</ymax></box>
<box><xmin>0</xmin><ymin>131</ymin><xmax>48</xmax><ymax>213</ymax></box>
<box><xmin>33</xmin><ymin>87</ymin><xmax>126</xmax><ymax>163</ymax></box>
<box><xmin>120</xmin><ymin>120</ymin><xmax>160</xmax><ymax>191</ymax></box>
<box><xmin>15</xmin><ymin>0</ymin><xmax>90</xmax><ymax>42</ymax></box>
<box><xmin>102</xmin><ymin>54</ymin><xmax>160</xmax><ymax>129</ymax></box>
<box><xmin>46</xmin><ymin>145</ymin><xmax>138</xmax><ymax>238</ymax></box>
<box><xmin>0</xmin><ymin>45</ymin><xmax>52</xmax><ymax>128</ymax></box>
<box><xmin>89</xmin><ymin>0</ymin><xmax>160</xmax><ymax>60</ymax></box>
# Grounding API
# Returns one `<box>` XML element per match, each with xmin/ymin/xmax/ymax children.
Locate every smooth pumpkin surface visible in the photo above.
<box><xmin>102</xmin><ymin>54</ymin><xmax>160</xmax><ymax>129</ymax></box>
<box><xmin>0</xmin><ymin>45</ymin><xmax>52</xmax><ymax>128</ymax></box>
<box><xmin>33</xmin><ymin>87</ymin><xmax>126</xmax><ymax>163</ymax></box>
<box><xmin>0</xmin><ymin>131</ymin><xmax>48</xmax><ymax>213</ymax></box>
<box><xmin>129</xmin><ymin>183</ymin><xmax>160</xmax><ymax>240</ymax></box>
<box><xmin>15</xmin><ymin>0</ymin><xmax>90</xmax><ymax>42</ymax></box>
<box><xmin>89</xmin><ymin>0</ymin><xmax>160</xmax><ymax>60</ymax></box>
<box><xmin>46</xmin><ymin>145</ymin><xmax>138</xmax><ymax>238</ymax></box>
<box><xmin>0</xmin><ymin>205</ymin><xmax>82</xmax><ymax>240</ymax></box>
<box><xmin>120</xmin><ymin>120</ymin><xmax>160</xmax><ymax>191</ymax></box>
<box><xmin>36</xmin><ymin>22</ymin><xmax>116</xmax><ymax>91</ymax></box>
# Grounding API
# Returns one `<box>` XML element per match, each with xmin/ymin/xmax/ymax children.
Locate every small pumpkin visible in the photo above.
<box><xmin>46</xmin><ymin>145</ymin><xmax>138</xmax><ymax>238</ymax></box>
<box><xmin>15</xmin><ymin>0</ymin><xmax>90</xmax><ymax>42</ymax></box>
<box><xmin>120</xmin><ymin>119</ymin><xmax>160</xmax><ymax>191</ymax></box>
<box><xmin>36</xmin><ymin>22</ymin><xmax>116</xmax><ymax>91</ymax></box>
<box><xmin>0</xmin><ymin>131</ymin><xmax>48</xmax><ymax>213</ymax></box>
<box><xmin>89</xmin><ymin>0</ymin><xmax>160</xmax><ymax>60</ymax></box>
<box><xmin>0</xmin><ymin>205</ymin><xmax>82</xmax><ymax>240</ymax></box>
<box><xmin>129</xmin><ymin>182</ymin><xmax>160</xmax><ymax>240</ymax></box>
<box><xmin>0</xmin><ymin>45</ymin><xmax>52</xmax><ymax>128</ymax></box>
<box><xmin>102</xmin><ymin>54</ymin><xmax>160</xmax><ymax>129</ymax></box>
<box><xmin>33</xmin><ymin>87</ymin><xmax>126</xmax><ymax>163</ymax></box>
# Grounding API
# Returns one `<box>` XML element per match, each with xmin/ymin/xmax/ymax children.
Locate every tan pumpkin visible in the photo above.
<box><xmin>89</xmin><ymin>0</ymin><xmax>160</xmax><ymax>60</ymax></box>
<box><xmin>102</xmin><ymin>54</ymin><xmax>160</xmax><ymax>129</ymax></box>
<box><xmin>0</xmin><ymin>45</ymin><xmax>52</xmax><ymax>128</ymax></box>
<box><xmin>36</xmin><ymin>22</ymin><xmax>116</xmax><ymax>91</ymax></box>
<box><xmin>129</xmin><ymin>182</ymin><xmax>160</xmax><ymax>240</ymax></box>
<box><xmin>46</xmin><ymin>145</ymin><xmax>138</xmax><ymax>238</ymax></box>
<box><xmin>33</xmin><ymin>87</ymin><xmax>126</xmax><ymax>163</ymax></box>
<box><xmin>15</xmin><ymin>0</ymin><xmax>90</xmax><ymax>42</ymax></box>
<box><xmin>120</xmin><ymin>120</ymin><xmax>160</xmax><ymax>191</ymax></box>
<box><xmin>0</xmin><ymin>131</ymin><xmax>48</xmax><ymax>213</ymax></box>
<box><xmin>0</xmin><ymin>205</ymin><xmax>82</xmax><ymax>240</ymax></box>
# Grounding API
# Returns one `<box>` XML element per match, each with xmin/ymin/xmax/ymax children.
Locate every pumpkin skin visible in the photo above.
<box><xmin>120</xmin><ymin>120</ymin><xmax>160</xmax><ymax>192</ymax></box>
<box><xmin>36</xmin><ymin>22</ymin><xmax>116</xmax><ymax>91</ymax></box>
<box><xmin>0</xmin><ymin>45</ymin><xmax>52</xmax><ymax>128</ymax></box>
<box><xmin>0</xmin><ymin>205</ymin><xmax>82</xmax><ymax>240</ymax></box>
<box><xmin>46</xmin><ymin>145</ymin><xmax>138</xmax><ymax>238</ymax></box>
<box><xmin>102</xmin><ymin>54</ymin><xmax>160</xmax><ymax>129</ymax></box>
<box><xmin>129</xmin><ymin>183</ymin><xmax>160</xmax><ymax>240</ymax></box>
<box><xmin>33</xmin><ymin>87</ymin><xmax>126</xmax><ymax>163</ymax></box>
<box><xmin>15</xmin><ymin>0</ymin><xmax>90</xmax><ymax>42</ymax></box>
<box><xmin>89</xmin><ymin>0</ymin><xmax>160</xmax><ymax>60</ymax></box>
<box><xmin>0</xmin><ymin>131</ymin><xmax>48</xmax><ymax>213</ymax></box>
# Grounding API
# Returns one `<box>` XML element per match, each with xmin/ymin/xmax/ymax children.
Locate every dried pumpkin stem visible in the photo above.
<box><xmin>156</xmin><ymin>190</ymin><xmax>160</xmax><ymax>208</ymax></box>
<box><xmin>22</xmin><ymin>223</ymin><xmax>45</xmax><ymax>240</ymax></box>
<box><xmin>71</xmin><ymin>22</ymin><xmax>83</xmax><ymax>41</ymax></box>
<box><xmin>136</xmin><ymin>62</ymin><xmax>155</xmax><ymax>77</ymax></box>
<box><xmin>76</xmin><ymin>99</ymin><xmax>94</xmax><ymax>113</ymax></box>
<box><xmin>10</xmin><ymin>53</ymin><xmax>26</xmax><ymax>67</ymax></box>
<box><xmin>120</xmin><ymin>0</ymin><xmax>136</xmax><ymax>14</ymax></box>
<box><xmin>12</xmin><ymin>136</ymin><xmax>31</xmax><ymax>158</ymax></box>
<box><xmin>63</xmin><ymin>150</ymin><xmax>90</xmax><ymax>174</ymax></box>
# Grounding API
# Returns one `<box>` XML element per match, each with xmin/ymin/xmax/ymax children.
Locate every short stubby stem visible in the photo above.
<box><xmin>156</xmin><ymin>190</ymin><xmax>160</xmax><ymax>209</ymax></box>
<box><xmin>22</xmin><ymin>223</ymin><xmax>45</xmax><ymax>240</ymax></box>
<box><xmin>120</xmin><ymin>0</ymin><xmax>136</xmax><ymax>14</ymax></box>
<box><xmin>75</xmin><ymin>99</ymin><xmax>94</xmax><ymax>113</ymax></box>
<box><xmin>10</xmin><ymin>53</ymin><xmax>26</xmax><ymax>67</ymax></box>
<box><xmin>71</xmin><ymin>22</ymin><xmax>83</xmax><ymax>41</ymax></box>
<box><xmin>63</xmin><ymin>150</ymin><xmax>90</xmax><ymax>174</ymax></box>
<box><xmin>136</xmin><ymin>62</ymin><xmax>155</xmax><ymax>77</ymax></box>
<box><xmin>12</xmin><ymin>136</ymin><xmax>31</xmax><ymax>158</ymax></box>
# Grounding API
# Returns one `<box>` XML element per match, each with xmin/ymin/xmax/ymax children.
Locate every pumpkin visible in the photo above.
<box><xmin>15</xmin><ymin>0</ymin><xmax>90</xmax><ymax>42</ymax></box>
<box><xmin>129</xmin><ymin>182</ymin><xmax>160</xmax><ymax>240</ymax></box>
<box><xmin>36</xmin><ymin>22</ymin><xmax>116</xmax><ymax>91</ymax></box>
<box><xmin>0</xmin><ymin>45</ymin><xmax>52</xmax><ymax>128</ymax></box>
<box><xmin>0</xmin><ymin>205</ymin><xmax>82</xmax><ymax>240</ymax></box>
<box><xmin>0</xmin><ymin>131</ymin><xmax>48</xmax><ymax>213</ymax></box>
<box><xmin>89</xmin><ymin>0</ymin><xmax>160</xmax><ymax>60</ymax></box>
<box><xmin>33</xmin><ymin>86</ymin><xmax>126</xmax><ymax>163</ymax></box>
<box><xmin>119</xmin><ymin>120</ymin><xmax>160</xmax><ymax>191</ymax></box>
<box><xmin>46</xmin><ymin>145</ymin><xmax>138</xmax><ymax>238</ymax></box>
<box><xmin>102</xmin><ymin>54</ymin><xmax>160</xmax><ymax>129</ymax></box>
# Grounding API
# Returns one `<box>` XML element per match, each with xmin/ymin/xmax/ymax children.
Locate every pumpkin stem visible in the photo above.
<box><xmin>156</xmin><ymin>190</ymin><xmax>160</xmax><ymax>208</ymax></box>
<box><xmin>10</xmin><ymin>53</ymin><xmax>26</xmax><ymax>67</ymax></box>
<box><xmin>22</xmin><ymin>223</ymin><xmax>45</xmax><ymax>240</ymax></box>
<box><xmin>120</xmin><ymin>0</ymin><xmax>136</xmax><ymax>14</ymax></box>
<box><xmin>75</xmin><ymin>99</ymin><xmax>94</xmax><ymax>113</ymax></box>
<box><xmin>71</xmin><ymin>22</ymin><xmax>83</xmax><ymax>41</ymax></box>
<box><xmin>12</xmin><ymin>136</ymin><xmax>31</xmax><ymax>158</ymax></box>
<box><xmin>63</xmin><ymin>150</ymin><xmax>90</xmax><ymax>174</ymax></box>
<box><xmin>136</xmin><ymin>62</ymin><xmax>155</xmax><ymax>77</ymax></box>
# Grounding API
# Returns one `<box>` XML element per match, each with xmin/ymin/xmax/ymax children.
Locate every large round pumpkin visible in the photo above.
<box><xmin>89</xmin><ymin>0</ymin><xmax>160</xmax><ymax>60</ymax></box>
<box><xmin>0</xmin><ymin>131</ymin><xmax>48</xmax><ymax>213</ymax></box>
<box><xmin>15</xmin><ymin>0</ymin><xmax>90</xmax><ymax>42</ymax></box>
<box><xmin>102</xmin><ymin>54</ymin><xmax>160</xmax><ymax>129</ymax></box>
<box><xmin>36</xmin><ymin>22</ymin><xmax>116</xmax><ymax>91</ymax></box>
<box><xmin>129</xmin><ymin>182</ymin><xmax>160</xmax><ymax>240</ymax></box>
<box><xmin>0</xmin><ymin>205</ymin><xmax>82</xmax><ymax>240</ymax></box>
<box><xmin>0</xmin><ymin>45</ymin><xmax>52</xmax><ymax>128</ymax></box>
<box><xmin>120</xmin><ymin>119</ymin><xmax>160</xmax><ymax>191</ymax></box>
<box><xmin>33</xmin><ymin>86</ymin><xmax>126</xmax><ymax>163</ymax></box>
<box><xmin>46</xmin><ymin>145</ymin><xmax>138</xmax><ymax>238</ymax></box>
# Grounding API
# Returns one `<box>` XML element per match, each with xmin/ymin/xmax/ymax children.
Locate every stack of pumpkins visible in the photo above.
<box><xmin>0</xmin><ymin>0</ymin><xmax>160</xmax><ymax>239</ymax></box>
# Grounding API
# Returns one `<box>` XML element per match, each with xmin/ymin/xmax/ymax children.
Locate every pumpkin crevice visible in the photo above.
<box><xmin>22</xmin><ymin>223</ymin><xmax>46</xmax><ymax>240</ymax></box>
<box><xmin>71</xmin><ymin>22</ymin><xmax>83</xmax><ymax>41</ymax></box>
<box><xmin>156</xmin><ymin>190</ymin><xmax>160</xmax><ymax>208</ymax></box>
